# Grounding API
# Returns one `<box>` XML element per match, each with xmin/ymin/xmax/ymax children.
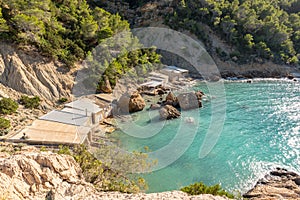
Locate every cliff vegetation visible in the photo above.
<box><xmin>0</xmin><ymin>0</ymin><xmax>161</xmax><ymax>93</ymax></box>
<box><xmin>165</xmin><ymin>0</ymin><xmax>300</xmax><ymax>65</ymax></box>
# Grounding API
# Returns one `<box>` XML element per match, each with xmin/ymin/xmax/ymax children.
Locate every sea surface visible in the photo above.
<box><xmin>110</xmin><ymin>79</ymin><xmax>300</xmax><ymax>194</ymax></box>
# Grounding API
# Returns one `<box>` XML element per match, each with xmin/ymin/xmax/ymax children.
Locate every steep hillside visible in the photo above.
<box><xmin>165</xmin><ymin>0</ymin><xmax>300</xmax><ymax>65</ymax></box>
<box><xmin>0</xmin><ymin>43</ymin><xmax>74</xmax><ymax>103</ymax></box>
<box><xmin>99</xmin><ymin>0</ymin><xmax>300</xmax><ymax>71</ymax></box>
<box><xmin>0</xmin><ymin>0</ymin><xmax>162</xmax><ymax>93</ymax></box>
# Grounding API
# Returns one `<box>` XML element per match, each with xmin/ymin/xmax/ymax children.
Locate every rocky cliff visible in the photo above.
<box><xmin>0</xmin><ymin>43</ymin><xmax>75</xmax><ymax>104</ymax></box>
<box><xmin>0</xmin><ymin>143</ymin><xmax>229</xmax><ymax>200</ymax></box>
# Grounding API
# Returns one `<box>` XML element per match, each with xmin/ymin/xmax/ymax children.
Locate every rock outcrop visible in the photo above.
<box><xmin>163</xmin><ymin>92</ymin><xmax>179</xmax><ymax>107</ymax></box>
<box><xmin>0</xmin><ymin>146</ymin><xmax>96</xmax><ymax>200</ymax></box>
<box><xmin>159</xmin><ymin>105</ymin><xmax>181</xmax><ymax>120</ymax></box>
<box><xmin>0</xmin><ymin>144</ymin><xmax>230</xmax><ymax>200</ymax></box>
<box><xmin>117</xmin><ymin>91</ymin><xmax>146</xmax><ymax>113</ymax></box>
<box><xmin>100</xmin><ymin>76</ymin><xmax>113</xmax><ymax>93</ymax></box>
<box><xmin>0</xmin><ymin>43</ymin><xmax>74</xmax><ymax>103</ymax></box>
<box><xmin>244</xmin><ymin>168</ymin><xmax>300</xmax><ymax>200</ymax></box>
<box><xmin>138</xmin><ymin>85</ymin><xmax>168</xmax><ymax>96</ymax></box>
<box><xmin>162</xmin><ymin>91</ymin><xmax>204</xmax><ymax>110</ymax></box>
<box><xmin>177</xmin><ymin>91</ymin><xmax>204</xmax><ymax>110</ymax></box>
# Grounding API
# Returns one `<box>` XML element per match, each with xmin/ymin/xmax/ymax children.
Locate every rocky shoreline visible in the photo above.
<box><xmin>1</xmin><ymin>144</ymin><xmax>300</xmax><ymax>200</ymax></box>
<box><xmin>244</xmin><ymin>168</ymin><xmax>300</xmax><ymax>200</ymax></box>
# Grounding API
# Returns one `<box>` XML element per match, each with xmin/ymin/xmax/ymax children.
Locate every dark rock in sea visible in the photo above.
<box><xmin>244</xmin><ymin>168</ymin><xmax>300</xmax><ymax>200</ymax></box>
<box><xmin>287</xmin><ymin>74</ymin><xmax>294</xmax><ymax>79</ymax></box>
<box><xmin>159</xmin><ymin>105</ymin><xmax>181</xmax><ymax>120</ymax></box>
<box><xmin>270</xmin><ymin>168</ymin><xmax>298</xmax><ymax>177</ymax></box>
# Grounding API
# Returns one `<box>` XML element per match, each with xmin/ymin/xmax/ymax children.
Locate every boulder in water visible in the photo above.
<box><xmin>163</xmin><ymin>92</ymin><xmax>179</xmax><ymax>107</ymax></box>
<box><xmin>184</xmin><ymin>117</ymin><xmax>195</xmax><ymax>124</ymax></box>
<box><xmin>159</xmin><ymin>105</ymin><xmax>181</xmax><ymax>120</ymax></box>
<box><xmin>177</xmin><ymin>91</ymin><xmax>203</xmax><ymax>110</ymax></box>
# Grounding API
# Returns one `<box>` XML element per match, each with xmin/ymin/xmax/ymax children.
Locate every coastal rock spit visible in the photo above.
<box><xmin>244</xmin><ymin>167</ymin><xmax>300</xmax><ymax>200</ymax></box>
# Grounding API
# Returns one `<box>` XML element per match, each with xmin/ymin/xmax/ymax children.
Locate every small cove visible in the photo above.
<box><xmin>110</xmin><ymin>79</ymin><xmax>300</xmax><ymax>194</ymax></box>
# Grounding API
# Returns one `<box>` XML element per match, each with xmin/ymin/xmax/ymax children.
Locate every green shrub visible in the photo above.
<box><xmin>0</xmin><ymin>117</ymin><xmax>10</xmax><ymax>136</ymax></box>
<box><xmin>40</xmin><ymin>146</ymin><xmax>47</xmax><ymax>152</ymax></box>
<box><xmin>0</xmin><ymin>117</ymin><xmax>10</xmax><ymax>129</ymax></box>
<box><xmin>57</xmin><ymin>144</ymin><xmax>152</xmax><ymax>193</ymax></box>
<box><xmin>20</xmin><ymin>95</ymin><xmax>40</xmax><ymax>109</ymax></box>
<box><xmin>58</xmin><ymin>97</ymin><xmax>68</xmax><ymax>104</ymax></box>
<box><xmin>0</xmin><ymin>98</ymin><xmax>18</xmax><ymax>115</ymax></box>
<box><xmin>57</xmin><ymin>145</ymin><xmax>72</xmax><ymax>155</ymax></box>
<box><xmin>180</xmin><ymin>182</ymin><xmax>234</xmax><ymax>198</ymax></box>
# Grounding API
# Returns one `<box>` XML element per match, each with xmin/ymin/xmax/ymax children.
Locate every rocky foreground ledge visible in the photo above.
<box><xmin>3</xmin><ymin>145</ymin><xmax>300</xmax><ymax>200</ymax></box>
<box><xmin>244</xmin><ymin>168</ymin><xmax>300</xmax><ymax>200</ymax></box>
<box><xmin>0</xmin><ymin>145</ymin><xmax>229</xmax><ymax>200</ymax></box>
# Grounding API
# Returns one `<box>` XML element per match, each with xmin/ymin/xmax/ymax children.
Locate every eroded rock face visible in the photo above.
<box><xmin>0</xmin><ymin>147</ymin><xmax>95</xmax><ymax>200</ymax></box>
<box><xmin>117</xmin><ymin>91</ymin><xmax>146</xmax><ymax>113</ymax></box>
<box><xmin>244</xmin><ymin>168</ymin><xmax>300</xmax><ymax>200</ymax></box>
<box><xmin>159</xmin><ymin>105</ymin><xmax>181</xmax><ymax>120</ymax></box>
<box><xmin>0</xmin><ymin>43</ymin><xmax>74</xmax><ymax>103</ymax></box>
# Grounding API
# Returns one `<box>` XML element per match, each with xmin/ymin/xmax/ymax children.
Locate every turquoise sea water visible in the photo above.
<box><xmin>111</xmin><ymin>79</ymin><xmax>300</xmax><ymax>194</ymax></box>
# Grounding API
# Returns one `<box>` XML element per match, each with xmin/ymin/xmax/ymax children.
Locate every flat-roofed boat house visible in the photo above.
<box><xmin>8</xmin><ymin>98</ymin><xmax>103</xmax><ymax>146</ymax></box>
